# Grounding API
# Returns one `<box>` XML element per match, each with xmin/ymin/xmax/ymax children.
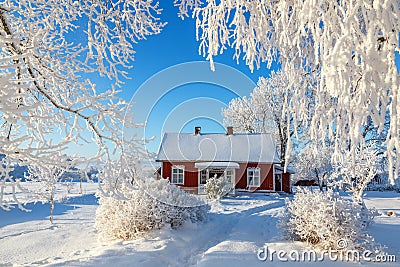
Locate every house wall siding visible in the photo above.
<box><xmin>235</xmin><ymin>163</ymin><xmax>274</xmax><ymax>190</ymax></box>
<box><xmin>161</xmin><ymin>161</ymin><xmax>281</xmax><ymax>191</ymax></box>
<box><xmin>162</xmin><ymin>161</ymin><xmax>198</xmax><ymax>187</ymax></box>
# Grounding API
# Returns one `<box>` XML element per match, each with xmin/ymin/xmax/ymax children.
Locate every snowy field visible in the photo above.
<box><xmin>0</xmin><ymin>184</ymin><xmax>399</xmax><ymax>267</ymax></box>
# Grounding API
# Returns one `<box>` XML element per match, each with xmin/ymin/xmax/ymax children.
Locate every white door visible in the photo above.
<box><xmin>198</xmin><ymin>169</ymin><xmax>208</xmax><ymax>194</ymax></box>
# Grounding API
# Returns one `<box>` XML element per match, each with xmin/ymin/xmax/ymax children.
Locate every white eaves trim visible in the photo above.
<box><xmin>194</xmin><ymin>162</ymin><xmax>240</xmax><ymax>170</ymax></box>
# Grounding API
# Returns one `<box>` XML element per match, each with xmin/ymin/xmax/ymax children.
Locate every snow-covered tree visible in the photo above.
<box><xmin>178</xmin><ymin>0</ymin><xmax>400</xmax><ymax>184</ymax></box>
<box><xmin>27</xmin><ymin>160</ymin><xmax>69</xmax><ymax>223</ymax></box>
<box><xmin>332</xmin><ymin>144</ymin><xmax>381</xmax><ymax>203</ymax></box>
<box><xmin>222</xmin><ymin>96</ymin><xmax>259</xmax><ymax>134</ymax></box>
<box><xmin>295</xmin><ymin>142</ymin><xmax>334</xmax><ymax>190</ymax></box>
<box><xmin>0</xmin><ymin>155</ymin><xmax>28</xmax><ymax>210</ymax></box>
<box><xmin>223</xmin><ymin>70</ymin><xmax>313</xmax><ymax>166</ymax></box>
<box><xmin>0</xmin><ymin>0</ymin><xmax>165</xmax><ymax>209</ymax></box>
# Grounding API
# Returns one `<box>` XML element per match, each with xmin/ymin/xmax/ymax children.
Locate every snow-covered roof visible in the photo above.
<box><xmin>194</xmin><ymin>162</ymin><xmax>240</xmax><ymax>169</ymax></box>
<box><xmin>156</xmin><ymin>133</ymin><xmax>280</xmax><ymax>163</ymax></box>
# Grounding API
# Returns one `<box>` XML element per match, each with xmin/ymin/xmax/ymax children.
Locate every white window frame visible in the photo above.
<box><xmin>171</xmin><ymin>165</ymin><xmax>185</xmax><ymax>184</ymax></box>
<box><xmin>225</xmin><ymin>169</ymin><xmax>235</xmax><ymax>194</ymax></box>
<box><xmin>247</xmin><ymin>167</ymin><xmax>260</xmax><ymax>187</ymax></box>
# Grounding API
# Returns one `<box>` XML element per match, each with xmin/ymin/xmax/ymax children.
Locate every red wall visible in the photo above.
<box><xmin>282</xmin><ymin>173</ymin><xmax>291</xmax><ymax>193</ymax></box>
<box><xmin>234</xmin><ymin>163</ymin><xmax>274</xmax><ymax>191</ymax></box>
<box><xmin>162</xmin><ymin>161</ymin><xmax>198</xmax><ymax>187</ymax></box>
<box><xmin>161</xmin><ymin>161</ymin><xmax>290</xmax><ymax>192</ymax></box>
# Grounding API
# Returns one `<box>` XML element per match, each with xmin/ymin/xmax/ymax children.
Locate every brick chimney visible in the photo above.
<box><xmin>226</xmin><ymin>126</ymin><xmax>233</xmax><ymax>135</ymax></box>
<box><xmin>195</xmin><ymin>126</ymin><xmax>201</xmax><ymax>135</ymax></box>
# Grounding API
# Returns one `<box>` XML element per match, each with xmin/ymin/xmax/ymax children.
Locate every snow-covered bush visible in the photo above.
<box><xmin>204</xmin><ymin>175</ymin><xmax>232</xmax><ymax>200</ymax></box>
<box><xmin>95</xmin><ymin>178</ymin><xmax>209</xmax><ymax>240</ymax></box>
<box><xmin>280</xmin><ymin>188</ymin><xmax>376</xmax><ymax>250</ymax></box>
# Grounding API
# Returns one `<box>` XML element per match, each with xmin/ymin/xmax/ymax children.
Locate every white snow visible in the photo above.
<box><xmin>157</xmin><ymin>133</ymin><xmax>280</xmax><ymax>163</ymax></box>
<box><xmin>0</xmin><ymin>185</ymin><xmax>399</xmax><ymax>266</ymax></box>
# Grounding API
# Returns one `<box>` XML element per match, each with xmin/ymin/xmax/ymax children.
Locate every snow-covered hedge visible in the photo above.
<box><xmin>95</xmin><ymin>178</ymin><xmax>209</xmax><ymax>240</ymax></box>
<box><xmin>280</xmin><ymin>188</ymin><xmax>376</xmax><ymax>250</ymax></box>
<box><xmin>204</xmin><ymin>175</ymin><xmax>232</xmax><ymax>200</ymax></box>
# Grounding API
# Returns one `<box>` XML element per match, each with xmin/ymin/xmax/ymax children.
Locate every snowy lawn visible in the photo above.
<box><xmin>0</xmin><ymin>185</ymin><xmax>399</xmax><ymax>266</ymax></box>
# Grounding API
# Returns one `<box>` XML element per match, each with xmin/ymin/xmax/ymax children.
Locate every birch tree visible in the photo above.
<box><xmin>177</xmin><ymin>0</ymin><xmax>400</xmax><ymax>184</ymax></box>
<box><xmin>0</xmin><ymin>0</ymin><xmax>165</xmax><ymax>209</ymax></box>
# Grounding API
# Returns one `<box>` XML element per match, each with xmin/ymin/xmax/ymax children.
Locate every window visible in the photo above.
<box><xmin>171</xmin><ymin>165</ymin><xmax>184</xmax><ymax>184</ymax></box>
<box><xmin>225</xmin><ymin>170</ymin><xmax>233</xmax><ymax>182</ymax></box>
<box><xmin>247</xmin><ymin>167</ymin><xmax>260</xmax><ymax>187</ymax></box>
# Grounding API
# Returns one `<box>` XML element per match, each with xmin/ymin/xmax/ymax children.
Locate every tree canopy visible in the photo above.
<box><xmin>177</xmin><ymin>0</ymin><xmax>400</xmax><ymax>183</ymax></box>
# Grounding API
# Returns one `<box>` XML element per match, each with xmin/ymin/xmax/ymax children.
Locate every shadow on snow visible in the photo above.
<box><xmin>0</xmin><ymin>193</ymin><xmax>98</xmax><ymax>228</ymax></box>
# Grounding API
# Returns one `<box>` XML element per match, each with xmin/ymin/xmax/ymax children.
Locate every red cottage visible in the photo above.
<box><xmin>156</xmin><ymin>126</ymin><xmax>293</xmax><ymax>194</ymax></box>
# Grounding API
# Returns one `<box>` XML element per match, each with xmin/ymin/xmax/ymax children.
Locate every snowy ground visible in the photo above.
<box><xmin>0</xmin><ymin>184</ymin><xmax>399</xmax><ymax>267</ymax></box>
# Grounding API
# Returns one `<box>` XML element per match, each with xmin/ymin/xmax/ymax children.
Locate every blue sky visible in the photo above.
<box><xmin>71</xmin><ymin>2</ymin><xmax>400</xmax><ymax>157</ymax></box>
<box><xmin>113</xmin><ymin>3</ymin><xmax>275</xmax><ymax>154</ymax></box>
<box><xmin>68</xmin><ymin>2</ymin><xmax>273</xmax><ymax>157</ymax></box>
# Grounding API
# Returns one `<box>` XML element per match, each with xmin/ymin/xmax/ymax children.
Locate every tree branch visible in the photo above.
<box><xmin>0</xmin><ymin>10</ymin><xmax>110</xmax><ymax>144</ymax></box>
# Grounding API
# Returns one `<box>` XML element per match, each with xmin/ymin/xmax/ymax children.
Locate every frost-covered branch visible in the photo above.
<box><xmin>187</xmin><ymin>0</ymin><xmax>400</xmax><ymax>183</ymax></box>
<box><xmin>332</xmin><ymin>144</ymin><xmax>381</xmax><ymax>202</ymax></box>
<box><xmin>0</xmin><ymin>0</ymin><xmax>165</xmax><ymax>209</ymax></box>
<box><xmin>223</xmin><ymin>70</ymin><xmax>313</xmax><ymax>166</ymax></box>
<box><xmin>295</xmin><ymin>142</ymin><xmax>334</xmax><ymax>190</ymax></box>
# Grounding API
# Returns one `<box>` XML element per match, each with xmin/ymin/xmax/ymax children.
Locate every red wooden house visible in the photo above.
<box><xmin>156</xmin><ymin>127</ymin><xmax>293</xmax><ymax>194</ymax></box>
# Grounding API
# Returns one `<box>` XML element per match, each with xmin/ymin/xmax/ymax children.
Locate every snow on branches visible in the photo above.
<box><xmin>187</xmin><ymin>0</ymin><xmax>400</xmax><ymax>184</ymax></box>
<box><xmin>95</xmin><ymin>178</ymin><xmax>209</xmax><ymax>240</ymax></box>
<box><xmin>27</xmin><ymin>161</ymin><xmax>67</xmax><ymax>223</ymax></box>
<box><xmin>295</xmin><ymin>142</ymin><xmax>333</xmax><ymax>189</ymax></box>
<box><xmin>332</xmin><ymin>144</ymin><xmax>381</xmax><ymax>203</ymax></box>
<box><xmin>223</xmin><ymin>70</ymin><xmax>314</xmax><ymax>166</ymax></box>
<box><xmin>0</xmin><ymin>0</ymin><xmax>165</xmax><ymax>209</ymax></box>
<box><xmin>204</xmin><ymin>174</ymin><xmax>232</xmax><ymax>200</ymax></box>
<box><xmin>280</xmin><ymin>188</ymin><xmax>376</xmax><ymax>251</ymax></box>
